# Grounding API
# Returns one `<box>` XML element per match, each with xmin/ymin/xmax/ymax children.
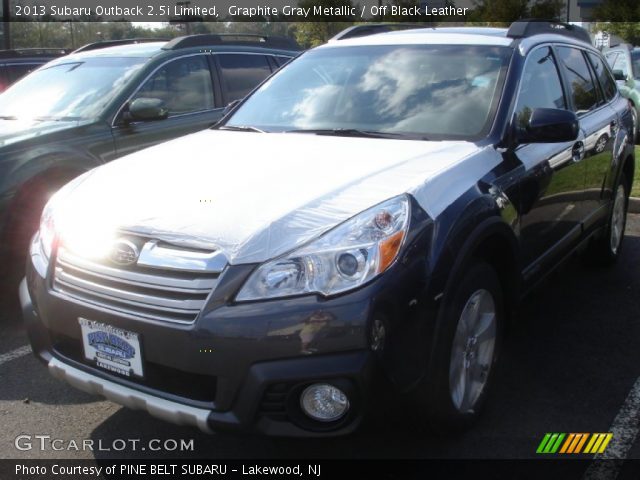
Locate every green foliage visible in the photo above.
<box><xmin>593</xmin><ymin>0</ymin><xmax>640</xmax><ymax>24</ymax></box>
<box><xmin>293</xmin><ymin>22</ymin><xmax>353</xmax><ymax>48</ymax></box>
<box><xmin>7</xmin><ymin>21</ymin><xmax>299</xmax><ymax>49</ymax></box>
<box><xmin>594</xmin><ymin>22</ymin><xmax>640</xmax><ymax>46</ymax></box>
<box><xmin>467</xmin><ymin>0</ymin><xmax>564</xmax><ymax>23</ymax></box>
<box><xmin>592</xmin><ymin>0</ymin><xmax>640</xmax><ymax>44</ymax></box>
<box><xmin>292</xmin><ymin>0</ymin><xmax>356</xmax><ymax>48</ymax></box>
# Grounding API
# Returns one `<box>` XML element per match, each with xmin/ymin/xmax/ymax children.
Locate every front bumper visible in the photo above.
<box><xmin>21</xmin><ymin>244</ymin><xmax>426</xmax><ymax>436</ymax></box>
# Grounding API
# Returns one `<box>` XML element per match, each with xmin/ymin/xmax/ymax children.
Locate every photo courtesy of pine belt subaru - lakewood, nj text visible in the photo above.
<box><xmin>21</xmin><ymin>21</ymin><xmax>636</xmax><ymax>437</ymax></box>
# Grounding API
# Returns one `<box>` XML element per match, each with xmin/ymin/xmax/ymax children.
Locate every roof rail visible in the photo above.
<box><xmin>162</xmin><ymin>34</ymin><xmax>301</xmax><ymax>51</ymax></box>
<box><xmin>73</xmin><ymin>38</ymin><xmax>168</xmax><ymax>54</ymax></box>
<box><xmin>0</xmin><ymin>48</ymin><xmax>71</xmax><ymax>58</ymax></box>
<box><xmin>507</xmin><ymin>20</ymin><xmax>591</xmax><ymax>44</ymax></box>
<box><xmin>331</xmin><ymin>23</ymin><xmax>428</xmax><ymax>41</ymax></box>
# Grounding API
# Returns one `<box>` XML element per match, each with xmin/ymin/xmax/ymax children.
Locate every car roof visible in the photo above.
<box><xmin>322</xmin><ymin>27</ymin><xmax>514</xmax><ymax>48</ymax></box>
<box><xmin>54</xmin><ymin>40</ymin><xmax>298</xmax><ymax>64</ymax></box>
<box><xmin>67</xmin><ymin>42</ymin><xmax>167</xmax><ymax>59</ymax></box>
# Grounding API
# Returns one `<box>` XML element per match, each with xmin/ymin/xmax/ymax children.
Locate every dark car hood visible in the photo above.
<box><xmin>0</xmin><ymin>118</ymin><xmax>82</xmax><ymax>147</ymax></box>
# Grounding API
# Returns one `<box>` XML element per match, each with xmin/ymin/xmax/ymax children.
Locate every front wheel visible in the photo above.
<box><xmin>412</xmin><ymin>261</ymin><xmax>504</xmax><ymax>432</ymax></box>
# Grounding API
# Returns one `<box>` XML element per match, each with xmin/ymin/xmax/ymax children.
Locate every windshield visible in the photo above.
<box><xmin>225</xmin><ymin>44</ymin><xmax>511</xmax><ymax>140</ymax></box>
<box><xmin>0</xmin><ymin>57</ymin><xmax>147</xmax><ymax>121</ymax></box>
<box><xmin>632</xmin><ymin>51</ymin><xmax>640</xmax><ymax>79</ymax></box>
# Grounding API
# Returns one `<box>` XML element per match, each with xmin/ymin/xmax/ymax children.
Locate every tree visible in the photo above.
<box><xmin>467</xmin><ymin>0</ymin><xmax>564</xmax><ymax>23</ymax></box>
<box><xmin>593</xmin><ymin>0</ymin><xmax>640</xmax><ymax>45</ymax></box>
<box><xmin>292</xmin><ymin>0</ymin><xmax>356</xmax><ymax>48</ymax></box>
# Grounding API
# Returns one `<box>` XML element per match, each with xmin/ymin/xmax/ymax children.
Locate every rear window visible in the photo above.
<box><xmin>587</xmin><ymin>52</ymin><xmax>617</xmax><ymax>102</ymax></box>
<box><xmin>557</xmin><ymin>47</ymin><xmax>599</xmax><ymax>114</ymax></box>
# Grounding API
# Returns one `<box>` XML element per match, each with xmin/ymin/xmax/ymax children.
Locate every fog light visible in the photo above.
<box><xmin>300</xmin><ymin>384</ymin><xmax>349</xmax><ymax>422</ymax></box>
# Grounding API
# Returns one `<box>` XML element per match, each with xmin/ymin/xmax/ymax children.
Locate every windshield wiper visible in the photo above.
<box><xmin>217</xmin><ymin>125</ymin><xmax>265</xmax><ymax>133</ymax></box>
<box><xmin>285</xmin><ymin>128</ymin><xmax>420</xmax><ymax>140</ymax></box>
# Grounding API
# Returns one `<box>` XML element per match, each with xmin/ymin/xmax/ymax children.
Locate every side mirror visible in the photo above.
<box><xmin>223</xmin><ymin>99</ymin><xmax>241</xmax><ymax>116</ymax></box>
<box><xmin>612</xmin><ymin>69</ymin><xmax>627</xmax><ymax>81</ymax></box>
<box><xmin>128</xmin><ymin>98</ymin><xmax>169</xmax><ymax>122</ymax></box>
<box><xmin>518</xmin><ymin>108</ymin><xmax>579</xmax><ymax>143</ymax></box>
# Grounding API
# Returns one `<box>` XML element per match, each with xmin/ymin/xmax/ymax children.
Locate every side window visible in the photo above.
<box><xmin>587</xmin><ymin>52</ymin><xmax>617</xmax><ymax>102</ymax></box>
<box><xmin>514</xmin><ymin>47</ymin><xmax>566</xmax><ymax>129</ymax></box>
<box><xmin>218</xmin><ymin>54</ymin><xmax>271</xmax><ymax>103</ymax></box>
<box><xmin>275</xmin><ymin>56</ymin><xmax>293</xmax><ymax>67</ymax></box>
<box><xmin>557</xmin><ymin>47</ymin><xmax>599</xmax><ymax>115</ymax></box>
<box><xmin>7</xmin><ymin>63</ymin><xmax>39</xmax><ymax>83</ymax></box>
<box><xmin>132</xmin><ymin>55</ymin><xmax>214</xmax><ymax>116</ymax></box>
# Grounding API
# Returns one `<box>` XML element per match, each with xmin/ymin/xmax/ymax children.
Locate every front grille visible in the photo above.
<box><xmin>52</xmin><ymin>333</ymin><xmax>217</xmax><ymax>405</ymax></box>
<box><xmin>53</xmin><ymin>240</ymin><xmax>223</xmax><ymax>324</ymax></box>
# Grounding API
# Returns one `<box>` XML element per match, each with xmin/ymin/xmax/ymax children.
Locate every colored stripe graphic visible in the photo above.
<box><xmin>537</xmin><ymin>433</ymin><xmax>552</xmax><ymax>453</ymax></box>
<box><xmin>568</xmin><ymin>433</ymin><xmax>583</xmax><ymax>453</ymax></box>
<box><xmin>537</xmin><ymin>433</ymin><xmax>613</xmax><ymax>454</ymax></box>
<box><xmin>584</xmin><ymin>433</ymin><xmax>598</xmax><ymax>454</ymax></box>
<box><xmin>559</xmin><ymin>433</ymin><xmax>575</xmax><ymax>453</ymax></box>
<box><xmin>574</xmin><ymin>433</ymin><xmax>589</xmax><ymax>453</ymax></box>
<box><xmin>597</xmin><ymin>433</ymin><xmax>613</xmax><ymax>453</ymax></box>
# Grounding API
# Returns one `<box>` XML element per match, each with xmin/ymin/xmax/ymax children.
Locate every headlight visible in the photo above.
<box><xmin>236</xmin><ymin>195</ymin><xmax>410</xmax><ymax>301</ymax></box>
<box><xmin>38</xmin><ymin>204</ymin><xmax>56</xmax><ymax>260</ymax></box>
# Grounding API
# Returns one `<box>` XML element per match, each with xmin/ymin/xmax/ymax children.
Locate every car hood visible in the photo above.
<box><xmin>0</xmin><ymin>118</ymin><xmax>81</xmax><ymax>148</ymax></box>
<box><xmin>52</xmin><ymin>129</ymin><xmax>499</xmax><ymax>265</ymax></box>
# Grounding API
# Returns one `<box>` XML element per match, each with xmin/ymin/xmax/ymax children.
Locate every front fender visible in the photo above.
<box><xmin>428</xmin><ymin>186</ymin><xmax>520</xmax><ymax>299</ymax></box>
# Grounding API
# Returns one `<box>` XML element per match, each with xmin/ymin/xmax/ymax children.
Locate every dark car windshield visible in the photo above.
<box><xmin>0</xmin><ymin>56</ymin><xmax>147</xmax><ymax>121</ymax></box>
<box><xmin>225</xmin><ymin>44</ymin><xmax>511</xmax><ymax>140</ymax></box>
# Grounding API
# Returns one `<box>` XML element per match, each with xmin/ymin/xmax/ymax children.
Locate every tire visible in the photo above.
<box><xmin>589</xmin><ymin>173</ymin><xmax>629</xmax><ymax>266</ymax></box>
<box><xmin>1</xmin><ymin>172</ymin><xmax>74</xmax><ymax>303</ymax></box>
<box><xmin>412</xmin><ymin>261</ymin><xmax>504</xmax><ymax>433</ymax></box>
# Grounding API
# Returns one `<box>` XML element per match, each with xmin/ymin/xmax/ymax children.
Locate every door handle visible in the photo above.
<box><xmin>572</xmin><ymin>141</ymin><xmax>585</xmax><ymax>162</ymax></box>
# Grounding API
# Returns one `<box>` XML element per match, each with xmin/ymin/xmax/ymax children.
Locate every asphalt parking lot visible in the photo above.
<box><xmin>2</xmin><ymin>216</ymin><xmax>640</xmax><ymax>463</ymax></box>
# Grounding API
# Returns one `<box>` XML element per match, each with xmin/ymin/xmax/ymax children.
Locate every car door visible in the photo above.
<box><xmin>579</xmin><ymin>50</ymin><xmax>621</xmax><ymax>230</ymax></box>
<box><xmin>555</xmin><ymin>47</ymin><xmax>617</xmax><ymax>231</ymax></box>
<box><xmin>514</xmin><ymin>46</ymin><xmax>587</xmax><ymax>273</ymax></box>
<box><xmin>214</xmin><ymin>53</ymin><xmax>275</xmax><ymax>107</ymax></box>
<box><xmin>111</xmin><ymin>54</ymin><xmax>224</xmax><ymax>157</ymax></box>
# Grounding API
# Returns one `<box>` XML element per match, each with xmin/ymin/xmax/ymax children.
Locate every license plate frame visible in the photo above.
<box><xmin>78</xmin><ymin>318</ymin><xmax>144</xmax><ymax>378</ymax></box>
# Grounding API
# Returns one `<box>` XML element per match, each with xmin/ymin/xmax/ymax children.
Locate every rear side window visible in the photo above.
<box><xmin>515</xmin><ymin>47</ymin><xmax>566</xmax><ymax>129</ymax></box>
<box><xmin>218</xmin><ymin>54</ymin><xmax>271</xmax><ymax>103</ymax></box>
<box><xmin>274</xmin><ymin>55</ymin><xmax>293</xmax><ymax>67</ymax></box>
<box><xmin>6</xmin><ymin>63</ymin><xmax>40</xmax><ymax>83</ymax></box>
<box><xmin>557</xmin><ymin>47</ymin><xmax>599</xmax><ymax>115</ymax></box>
<box><xmin>587</xmin><ymin>52</ymin><xmax>617</xmax><ymax>102</ymax></box>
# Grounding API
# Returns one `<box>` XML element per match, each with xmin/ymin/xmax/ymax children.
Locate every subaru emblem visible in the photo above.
<box><xmin>109</xmin><ymin>239</ymin><xmax>139</xmax><ymax>266</ymax></box>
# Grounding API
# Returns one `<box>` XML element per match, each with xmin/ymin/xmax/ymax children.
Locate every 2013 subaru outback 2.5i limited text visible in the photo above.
<box><xmin>22</xmin><ymin>21</ymin><xmax>636</xmax><ymax>436</ymax></box>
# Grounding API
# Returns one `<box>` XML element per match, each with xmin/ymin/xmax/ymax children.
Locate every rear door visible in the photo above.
<box><xmin>555</xmin><ymin>46</ymin><xmax>617</xmax><ymax>233</ymax></box>
<box><xmin>112</xmin><ymin>54</ymin><xmax>224</xmax><ymax>157</ymax></box>
<box><xmin>580</xmin><ymin>50</ymin><xmax>621</xmax><ymax>229</ymax></box>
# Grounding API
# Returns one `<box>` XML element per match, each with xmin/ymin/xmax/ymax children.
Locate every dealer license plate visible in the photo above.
<box><xmin>79</xmin><ymin>318</ymin><xmax>144</xmax><ymax>378</ymax></box>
